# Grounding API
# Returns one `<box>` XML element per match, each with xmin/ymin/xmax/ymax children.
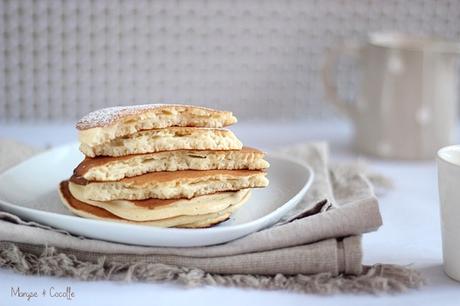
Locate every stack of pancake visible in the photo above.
<box><xmin>59</xmin><ymin>104</ymin><xmax>269</xmax><ymax>228</ymax></box>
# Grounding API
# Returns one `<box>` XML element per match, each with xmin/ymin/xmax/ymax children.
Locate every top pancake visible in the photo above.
<box><xmin>77</xmin><ymin>104</ymin><xmax>237</xmax><ymax>147</ymax></box>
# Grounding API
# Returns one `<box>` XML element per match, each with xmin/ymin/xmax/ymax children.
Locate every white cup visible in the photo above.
<box><xmin>437</xmin><ymin>145</ymin><xmax>460</xmax><ymax>281</ymax></box>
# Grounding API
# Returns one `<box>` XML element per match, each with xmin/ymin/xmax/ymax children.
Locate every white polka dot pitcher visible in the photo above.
<box><xmin>323</xmin><ymin>32</ymin><xmax>460</xmax><ymax>160</ymax></box>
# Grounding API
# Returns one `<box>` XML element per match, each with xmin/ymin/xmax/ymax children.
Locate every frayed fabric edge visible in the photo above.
<box><xmin>0</xmin><ymin>243</ymin><xmax>425</xmax><ymax>295</ymax></box>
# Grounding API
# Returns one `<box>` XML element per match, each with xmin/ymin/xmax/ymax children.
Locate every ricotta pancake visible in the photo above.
<box><xmin>59</xmin><ymin>181</ymin><xmax>248</xmax><ymax>228</ymax></box>
<box><xmin>74</xmin><ymin>147</ymin><xmax>269</xmax><ymax>181</ymax></box>
<box><xmin>80</xmin><ymin>127</ymin><xmax>242</xmax><ymax>157</ymax></box>
<box><xmin>77</xmin><ymin>104</ymin><xmax>237</xmax><ymax>148</ymax></box>
<box><xmin>68</xmin><ymin>182</ymin><xmax>251</xmax><ymax>221</ymax></box>
<box><xmin>69</xmin><ymin>169</ymin><xmax>268</xmax><ymax>201</ymax></box>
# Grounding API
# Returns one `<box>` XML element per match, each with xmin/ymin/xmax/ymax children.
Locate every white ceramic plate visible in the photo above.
<box><xmin>0</xmin><ymin>143</ymin><xmax>313</xmax><ymax>247</ymax></box>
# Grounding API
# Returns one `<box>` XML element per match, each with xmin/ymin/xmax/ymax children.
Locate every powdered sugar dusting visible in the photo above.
<box><xmin>76</xmin><ymin>104</ymin><xmax>217</xmax><ymax>130</ymax></box>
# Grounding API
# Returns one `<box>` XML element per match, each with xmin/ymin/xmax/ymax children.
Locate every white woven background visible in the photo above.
<box><xmin>1</xmin><ymin>0</ymin><xmax>460</xmax><ymax>121</ymax></box>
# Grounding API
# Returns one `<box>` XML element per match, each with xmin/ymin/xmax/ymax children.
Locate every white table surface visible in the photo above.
<box><xmin>0</xmin><ymin>120</ymin><xmax>459</xmax><ymax>306</ymax></box>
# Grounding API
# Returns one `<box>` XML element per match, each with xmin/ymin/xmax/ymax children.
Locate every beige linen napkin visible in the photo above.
<box><xmin>0</xmin><ymin>139</ymin><xmax>424</xmax><ymax>294</ymax></box>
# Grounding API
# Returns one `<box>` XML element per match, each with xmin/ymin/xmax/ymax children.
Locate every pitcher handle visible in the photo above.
<box><xmin>322</xmin><ymin>42</ymin><xmax>362</xmax><ymax>119</ymax></box>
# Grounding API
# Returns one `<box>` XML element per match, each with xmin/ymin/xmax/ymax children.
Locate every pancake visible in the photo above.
<box><xmin>69</xmin><ymin>169</ymin><xmax>268</xmax><ymax>201</ymax></box>
<box><xmin>80</xmin><ymin>127</ymin><xmax>243</xmax><ymax>157</ymax></box>
<box><xmin>74</xmin><ymin>147</ymin><xmax>269</xmax><ymax>181</ymax></box>
<box><xmin>59</xmin><ymin>181</ymin><xmax>248</xmax><ymax>228</ymax></box>
<box><xmin>77</xmin><ymin>104</ymin><xmax>237</xmax><ymax>148</ymax></box>
<box><xmin>68</xmin><ymin>180</ymin><xmax>251</xmax><ymax>221</ymax></box>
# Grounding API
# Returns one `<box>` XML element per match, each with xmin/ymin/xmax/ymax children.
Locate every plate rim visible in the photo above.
<box><xmin>0</xmin><ymin>144</ymin><xmax>314</xmax><ymax>236</ymax></box>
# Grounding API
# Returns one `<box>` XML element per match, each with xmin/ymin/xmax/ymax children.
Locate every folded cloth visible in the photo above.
<box><xmin>0</xmin><ymin>139</ymin><xmax>424</xmax><ymax>294</ymax></box>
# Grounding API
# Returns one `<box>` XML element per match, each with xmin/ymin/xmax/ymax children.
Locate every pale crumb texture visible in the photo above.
<box><xmin>78</xmin><ymin>173</ymin><xmax>268</xmax><ymax>201</ymax></box>
<box><xmin>80</xmin><ymin>127</ymin><xmax>243</xmax><ymax>157</ymax></box>
<box><xmin>82</xmin><ymin>150</ymin><xmax>269</xmax><ymax>181</ymax></box>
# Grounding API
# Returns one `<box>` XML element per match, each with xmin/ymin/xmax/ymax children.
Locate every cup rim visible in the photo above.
<box><xmin>437</xmin><ymin>145</ymin><xmax>460</xmax><ymax>168</ymax></box>
<box><xmin>368</xmin><ymin>32</ymin><xmax>460</xmax><ymax>53</ymax></box>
